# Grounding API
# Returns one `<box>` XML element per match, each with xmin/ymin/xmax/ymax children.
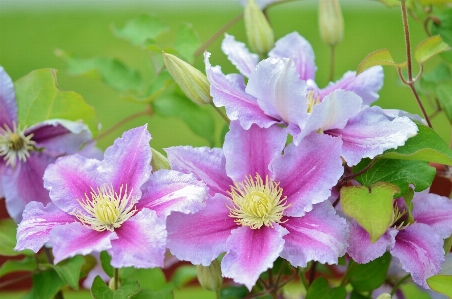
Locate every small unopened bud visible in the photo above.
<box><xmin>151</xmin><ymin>148</ymin><xmax>170</xmax><ymax>171</ymax></box>
<box><xmin>376</xmin><ymin>294</ymin><xmax>391</xmax><ymax>299</ymax></box>
<box><xmin>197</xmin><ymin>259</ymin><xmax>223</xmax><ymax>292</ymax></box>
<box><xmin>108</xmin><ymin>278</ymin><xmax>120</xmax><ymax>290</ymax></box>
<box><xmin>162</xmin><ymin>52</ymin><xmax>212</xmax><ymax>105</ymax></box>
<box><xmin>244</xmin><ymin>0</ymin><xmax>275</xmax><ymax>55</ymax></box>
<box><xmin>318</xmin><ymin>0</ymin><xmax>344</xmax><ymax>47</ymax></box>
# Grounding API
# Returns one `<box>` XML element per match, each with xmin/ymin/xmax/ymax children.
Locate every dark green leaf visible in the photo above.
<box><xmin>170</xmin><ymin>265</ymin><xmax>197</xmax><ymax>288</ymax></box>
<box><xmin>350</xmin><ymin>290</ymin><xmax>369</xmax><ymax>299</ymax></box>
<box><xmin>437</xmin><ymin>83</ymin><xmax>452</xmax><ymax>123</ymax></box>
<box><xmin>354</xmin><ymin>158</ymin><xmax>436</xmax><ymax>197</ymax></box>
<box><xmin>306</xmin><ymin>277</ymin><xmax>346</xmax><ymax>299</ymax></box>
<box><xmin>0</xmin><ymin>218</ymin><xmax>33</xmax><ymax>256</ymax></box>
<box><xmin>349</xmin><ymin>253</ymin><xmax>391</xmax><ymax>291</ymax></box>
<box><xmin>113</xmin><ymin>15</ymin><xmax>168</xmax><ymax>46</ymax></box>
<box><xmin>131</xmin><ymin>283</ymin><xmax>174</xmax><ymax>299</ymax></box>
<box><xmin>91</xmin><ymin>276</ymin><xmax>141</xmax><ymax>299</ymax></box>
<box><xmin>91</xmin><ymin>275</ymin><xmax>114</xmax><ymax>299</ymax></box>
<box><xmin>174</xmin><ymin>23</ymin><xmax>201</xmax><ymax>63</ymax></box>
<box><xmin>0</xmin><ymin>255</ymin><xmax>37</xmax><ymax>278</ymax></box>
<box><xmin>113</xmin><ymin>279</ymin><xmax>141</xmax><ymax>298</ymax></box>
<box><xmin>22</xmin><ymin>269</ymin><xmax>66</xmax><ymax>299</ymax></box>
<box><xmin>100</xmin><ymin>251</ymin><xmax>114</xmax><ymax>278</ymax></box>
<box><xmin>220</xmin><ymin>285</ymin><xmax>249</xmax><ymax>299</ymax></box>
<box><xmin>432</xmin><ymin>9</ymin><xmax>452</xmax><ymax>63</ymax></box>
<box><xmin>54</xmin><ymin>255</ymin><xmax>85</xmax><ymax>290</ymax></box>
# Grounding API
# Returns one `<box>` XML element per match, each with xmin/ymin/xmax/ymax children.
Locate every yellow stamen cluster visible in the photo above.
<box><xmin>74</xmin><ymin>184</ymin><xmax>137</xmax><ymax>232</ymax></box>
<box><xmin>227</xmin><ymin>174</ymin><xmax>290</xmax><ymax>229</ymax></box>
<box><xmin>391</xmin><ymin>205</ymin><xmax>412</xmax><ymax>230</ymax></box>
<box><xmin>0</xmin><ymin>123</ymin><xmax>35</xmax><ymax>167</ymax></box>
<box><xmin>306</xmin><ymin>90</ymin><xmax>321</xmax><ymax>113</ymax></box>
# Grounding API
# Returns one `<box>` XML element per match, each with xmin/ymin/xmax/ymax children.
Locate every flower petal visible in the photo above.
<box><xmin>271</xmin><ymin>133</ymin><xmax>343</xmax><ymax>216</ymax></box>
<box><xmin>165</xmin><ymin>146</ymin><xmax>232</xmax><ymax>197</ymax></box>
<box><xmin>205</xmin><ymin>52</ymin><xmax>277</xmax><ymax>130</ymax></box>
<box><xmin>327</xmin><ymin>106</ymin><xmax>418</xmax><ymax>166</ymax></box>
<box><xmin>246</xmin><ymin>57</ymin><xmax>309</xmax><ymax>128</ymax></box>
<box><xmin>0</xmin><ymin>66</ymin><xmax>17</xmax><ymax>128</ymax></box>
<box><xmin>222</xmin><ymin>225</ymin><xmax>288</xmax><ymax>290</ymax></box>
<box><xmin>137</xmin><ymin>169</ymin><xmax>207</xmax><ymax>218</ymax></box>
<box><xmin>221</xmin><ymin>34</ymin><xmax>259</xmax><ymax>78</ymax></box>
<box><xmin>412</xmin><ymin>192</ymin><xmax>452</xmax><ymax>239</ymax></box>
<box><xmin>15</xmin><ymin>202</ymin><xmax>76</xmax><ymax>253</ymax></box>
<box><xmin>50</xmin><ymin>222</ymin><xmax>117</xmax><ymax>264</ymax></box>
<box><xmin>4</xmin><ymin>152</ymin><xmax>55</xmax><ymax>222</ymax></box>
<box><xmin>166</xmin><ymin>194</ymin><xmax>237</xmax><ymax>266</ymax></box>
<box><xmin>390</xmin><ymin>223</ymin><xmax>444</xmax><ymax>288</ymax></box>
<box><xmin>269</xmin><ymin>32</ymin><xmax>317</xmax><ymax>81</ymax></box>
<box><xmin>108</xmin><ymin>208</ymin><xmax>166</xmax><ymax>268</ymax></box>
<box><xmin>318</xmin><ymin>66</ymin><xmax>384</xmax><ymax>105</ymax></box>
<box><xmin>25</xmin><ymin>119</ymin><xmax>92</xmax><ymax>156</ymax></box>
<box><xmin>280</xmin><ymin>201</ymin><xmax>349</xmax><ymax>267</ymax></box>
<box><xmin>347</xmin><ymin>221</ymin><xmax>397</xmax><ymax>264</ymax></box>
<box><xmin>224</xmin><ymin>121</ymin><xmax>286</xmax><ymax>182</ymax></box>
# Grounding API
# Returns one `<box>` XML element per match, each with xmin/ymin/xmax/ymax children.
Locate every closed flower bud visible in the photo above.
<box><xmin>151</xmin><ymin>147</ymin><xmax>170</xmax><ymax>171</ymax></box>
<box><xmin>162</xmin><ymin>52</ymin><xmax>212</xmax><ymax>105</ymax></box>
<box><xmin>244</xmin><ymin>0</ymin><xmax>275</xmax><ymax>55</ymax></box>
<box><xmin>318</xmin><ymin>0</ymin><xmax>344</xmax><ymax>47</ymax></box>
<box><xmin>197</xmin><ymin>259</ymin><xmax>223</xmax><ymax>291</ymax></box>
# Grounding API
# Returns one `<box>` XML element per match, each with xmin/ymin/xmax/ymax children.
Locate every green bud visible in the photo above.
<box><xmin>376</xmin><ymin>294</ymin><xmax>391</xmax><ymax>299</ymax></box>
<box><xmin>197</xmin><ymin>259</ymin><xmax>223</xmax><ymax>292</ymax></box>
<box><xmin>162</xmin><ymin>52</ymin><xmax>212</xmax><ymax>105</ymax></box>
<box><xmin>318</xmin><ymin>0</ymin><xmax>344</xmax><ymax>47</ymax></box>
<box><xmin>108</xmin><ymin>278</ymin><xmax>120</xmax><ymax>290</ymax></box>
<box><xmin>151</xmin><ymin>147</ymin><xmax>170</xmax><ymax>171</ymax></box>
<box><xmin>244</xmin><ymin>0</ymin><xmax>275</xmax><ymax>55</ymax></box>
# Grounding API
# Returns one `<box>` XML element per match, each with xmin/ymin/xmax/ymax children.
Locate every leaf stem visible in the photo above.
<box><xmin>113</xmin><ymin>268</ymin><xmax>119</xmax><ymax>291</ymax></box>
<box><xmin>211</xmin><ymin>104</ymin><xmax>230</xmax><ymax>124</ymax></box>
<box><xmin>308</xmin><ymin>261</ymin><xmax>317</xmax><ymax>285</ymax></box>
<box><xmin>339</xmin><ymin>259</ymin><xmax>356</xmax><ymax>287</ymax></box>
<box><xmin>299</xmin><ymin>267</ymin><xmax>309</xmax><ymax>291</ymax></box>
<box><xmin>390</xmin><ymin>274</ymin><xmax>410</xmax><ymax>296</ymax></box>
<box><xmin>0</xmin><ymin>272</ymin><xmax>36</xmax><ymax>289</ymax></box>
<box><xmin>44</xmin><ymin>247</ymin><xmax>64</xmax><ymax>299</ymax></box>
<box><xmin>329</xmin><ymin>46</ymin><xmax>336</xmax><ymax>82</ymax></box>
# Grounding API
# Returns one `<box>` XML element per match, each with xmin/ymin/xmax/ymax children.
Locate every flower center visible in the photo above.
<box><xmin>391</xmin><ymin>205</ymin><xmax>413</xmax><ymax>230</ymax></box>
<box><xmin>74</xmin><ymin>184</ymin><xmax>137</xmax><ymax>232</ymax></box>
<box><xmin>0</xmin><ymin>123</ymin><xmax>35</xmax><ymax>167</ymax></box>
<box><xmin>306</xmin><ymin>90</ymin><xmax>321</xmax><ymax>113</ymax></box>
<box><xmin>227</xmin><ymin>174</ymin><xmax>290</xmax><ymax>229</ymax></box>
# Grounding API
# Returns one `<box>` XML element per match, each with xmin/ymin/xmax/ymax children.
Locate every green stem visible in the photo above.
<box><xmin>390</xmin><ymin>274</ymin><xmax>410</xmax><ymax>296</ymax></box>
<box><xmin>299</xmin><ymin>267</ymin><xmax>309</xmax><ymax>291</ymax></box>
<box><xmin>0</xmin><ymin>272</ymin><xmax>36</xmax><ymax>289</ymax></box>
<box><xmin>44</xmin><ymin>247</ymin><xmax>64</xmax><ymax>299</ymax></box>
<box><xmin>308</xmin><ymin>262</ymin><xmax>317</xmax><ymax>285</ymax></box>
<box><xmin>212</xmin><ymin>104</ymin><xmax>230</xmax><ymax>124</ymax></box>
<box><xmin>114</xmin><ymin>268</ymin><xmax>119</xmax><ymax>291</ymax></box>
<box><xmin>340</xmin><ymin>259</ymin><xmax>356</xmax><ymax>287</ymax></box>
<box><xmin>215</xmin><ymin>289</ymin><xmax>221</xmax><ymax>299</ymax></box>
<box><xmin>328</xmin><ymin>46</ymin><xmax>336</xmax><ymax>82</ymax></box>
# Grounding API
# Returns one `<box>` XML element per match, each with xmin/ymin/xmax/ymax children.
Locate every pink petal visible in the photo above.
<box><xmin>222</xmin><ymin>225</ymin><xmax>288</xmax><ymax>290</ymax></box>
<box><xmin>0</xmin><ymin>66</ymin><xmax>17</xmax><ymax>128</ymax></box>
<box><xmin>109</xmin><ymin>208</ymin><xmax>167</xmax><ymax>268</ymax></box>
<box><xmin>137</xmin><ymin>169</ymin><xmax>207</xmax><ymax>218</ymax></box>
<box><xmin>221</xmin><ymin>34</ymin><xmax>258</xmax><ymax>78</ymax></box>
<box><xmin>280</xmin><ymin>201</ymin><xmax>349</xmax><ymax>267</ymax></box>
<box><xmin>165</xmin><ymin>146</ymin><xmax>232</xmax><ymax>197</ymax></box>
<box><xmin>390</xmin><ymin>223</ymin><xmax>444</xmax><ymax>289</ymax></box>
<box><xmin>271</xmin><ymin>133</ymin><xmax>343</xmax><ymax>216</ymax></box>
<box><xmin>412</xmin><ymin>192</ymin><xmax>452</xmax><ymax>239</ymax></box>
<box><xmin>166</xmin><ymin>194</ymin><xmax>237</xmax><ymax>266</ymax></box>
<box><xmin>15</xmin><ymin>202</ymin><xmax>76</xmax><ymax>253</ymax></box>
<box><xmin>269</xmin><ymin>32</ymin><xmax>317</xmax><ymax>81</ymax></box>
<box><xmin>224</xmin><ymin>122</ymin><xmax>286</xmax><ymax>182</ymax></box>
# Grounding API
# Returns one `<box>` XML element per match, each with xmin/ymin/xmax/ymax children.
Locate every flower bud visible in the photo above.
<box><xmin>318</xmin><ymin>0</ymin><xmax>344</xmax><ymax>47</ymax></box>
<box><xmin>151</xmin><ymin>147</ymin><xmax>170</xmax><ymax>171</ymax></box>
<box><xmin>197</xmin><ymin>259</ymin><xmax>223</xmax><ymax>292</ymax></box>
<box><xmin>162</xmin><ymin>52</ymin><xmax>212</xmax><ymax>105</ymax></box>
<box><xmin>244</xmin><ymin>0</ymin><xmax>275</xmax><ymax>55</ymax></box>
<box><xmin>376</xmin><ymin>294</ymin><xmax>391</xmax><ymax>299</ymax></box>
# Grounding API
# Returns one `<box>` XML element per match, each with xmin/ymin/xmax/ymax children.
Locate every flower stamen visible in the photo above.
<box><xmin>306</xmin><ymin>90</ymin><xmax>321</xmax><ymax>113</ymax></box>
<box><xmin>0</xmin><ymin>122</ymin><xmax>35</xmax><ymax>167</ymax></box>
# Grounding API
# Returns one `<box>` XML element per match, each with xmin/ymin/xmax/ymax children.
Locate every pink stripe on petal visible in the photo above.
<box><xmin>165</xmin><ymin>146</ymin><xmax>232</xmax><ymax>197</ymax></box>
<box><xmin>222</xmin><ymin>35</ymin><xmax>258</xmax><ymax>78</ymax></box>
<box><xmin>272</xmin><ymin>133</ymin><xmax>343</xmax><ymax>216</ymax></box>
<box><xmin>167</xmin><ymin>194</ymin><xmax>236</xmax><ymax>266</ymax></box>
<box><xmin>224</xmin><ymin>122</ymin><xmax>286</xmax><ymax>183</ymax></box>
<box><xmin>390</xmin><ymin>223</ymin><xmax>444</xmax><ymax>289</ymax></box>
<box><xmin>0</xmin><ymin>66</ymin><xmax>17</xmax><ymax>128</ymax></box>
<box><xmin>222</xmin><ymin>225</ymin><xmax>288</xmax><ymax>291</ymax></box>
<box><xmin>15</xmin><ymin>202</ymin><xmax>76</xmax><ymax>253</ymax></box>
<box><xmin>412</xmin><ymin>192</ymin><xmax>452</xmax><ymax>239</ymax></box>
<box><xmin>109</xmin><ymin>209</ymin><xmax>167</xmax><ymax>268</ymax></box>
<box><xmin>137</xmin><ymin>169</ymin><xmax>207</xmax><ymax>218</ymax></box>
<box><xmin>50</xmin><ymin>222</ymin><xmax>116</xmax><ymax>264</ymax></box>
<box><xmin>280</xmin><ymin>201</ymin><xmax>349</xmax><ymax>267</ymax></box>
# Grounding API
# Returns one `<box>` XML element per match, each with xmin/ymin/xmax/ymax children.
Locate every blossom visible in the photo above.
<box><xmin>165</xmin><ymin>121</ymin><xmax>349</xmax><ymax>289</ymax></box>
<box><xmin>206</xmin><ymin>32</ymin><xmax>418</xmax><ymax>166</ymax></box>
<box><xmin>0</xmin><ymin>66</ymin><xmax>92</xmax><ymax>222</ymax></box>
<box><xmin>15</xmin><ymin>126</ymin><xmax>207</xmax><ymax>268</ymax></box>
<box><xmin>347</xmin><ymin>190</ymin><xmax>452</xmax><ymax>289</ymax></box>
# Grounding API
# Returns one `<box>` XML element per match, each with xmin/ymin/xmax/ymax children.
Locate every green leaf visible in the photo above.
<box><xmin>92</xmin><ymin>275</ymin><xmax>114</xmax><ymax>299</ymax></box>
<box><xmin>378</xmin><ymin>124</ymin><xmax>452</xmax><ymax>165</ymax></box>
<box><xmin>100</xmin><ymin>251</ymin><xmax>114</xmax><ymax>278</ymax></box>
<box><xmin>420</xmin><ymin>0</ymin><xmax>452</xmax><ymax>7</ymax></box>
<box><xmin>306</xmin><ymin>277</ymin><xmax>347</xmax><ymax>299</ymax></box>
<box><xmin>419</xmin><ymin>63</ymin><xmax>451</xmax><ymax>93</ymax></box>
<box><xmin>0</xmin><ymin>218</ymin><xmax>33</xmax><ymax>256</ymax></box>
<box><xmin>14</xmin><ymin>68</ymin><xmax>98</xmax><ymax>135</ymax></box>
<box><xmin>91</xmin><ymin>276</ymin><xmax>141</xmax><ymax>299</ymax></box>
<box><xmin>170</xmin><ymin>265</ymin><xmax>197</xmax><ymax>288</ymax></box>
<box><xmin>123</xmin><ymin>71</ymin><xmax>173</xmax><ymax>104</ymax></box>
<box><xmin>121</xmin><ymin>268</ymin><xmax>167</xmax><ymax>291</ymax></box>
<box><xmin>427</xmin><ymin>275</ymin><xmax>452</xmax><ymax>297</ymax></box>
<box><xmin>0</xmin><ymin>255</ymin><xmax>37</xmax><ymax>278</ymax></box>
<box><xmin>350</xmin><ymin>291</ymin><xmax>369</xmax><ymax>299</ymax></box>
<box><xmin>432</xmin><ymin>9</ymin><xmax>452</xmax><ymax>63</ymax></box>
<box><xmin>131</xmin><ymin>283</ymin><xmax>174</xmax><ymax>299</ymax></box>
<box><xmin>354</xmin><ymin>158</ymin><xmax>435</xmax><ymax>197</ymax></box>
<box><xmin>415</xmin><ymin>35</ymin><xmax>451</xmax><ymax>65</ymax></box>
<box><xmin>349</xmin><ymin>252</ymin><xmax>392</xmax><ymax>291</ymax></box>
<box><xmin>220</xmin><ymin>285</ymin><xmax>249</xmax><ymax>299</ymax></box>
<box><xmin>437</xmin><ymin>83</ymin><xmax>452</xmax><ymax>123</ymax></box>
<box><xmin>152</xmin><ymin>94</ymin><xmax>216</xmax><ymax>146</ymax></box>
<box><xmin>22</xmin><ymin>269</ymin><xmax>66</xmax><ymax>299</ymax></box>
<box><xmin>341</xmin><ymin>182</ymin><xmax>399</xmax><ymax>243</ymax></box>
<box><xmin>54</xmin><ymin>255</ymin><xmax>85</xmax><ymax>290</ymax></box>
<box><xmin>113</xmin><ymin>15</ymin><xmax>168</xmax><ymax>46</ymax></box>
<box><xmin>356</xmin><ymin>49</ymin><xmax>407</xmax><ymax>75</ymax></box>
<box><xmin>174</xmin><ymin>23</ymin><xmax>201</xmax><ymax>63</ymax></box>
<box><xmin>56</xmin><ymin>50</ymin><xmax>143</xmax><ymax>93</ymax></box>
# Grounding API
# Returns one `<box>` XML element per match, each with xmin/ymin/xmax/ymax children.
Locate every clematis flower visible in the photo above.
<box><xmin>165</xmin><ymin>121</ymin><xmax>349</xmax><ymax>289</ymax></box>
<box><xmin>15</xmin><ymin>126</ymin><xmax>208</xmax><ymax>268</ymax></box>
<box><xmin>0</xmin><ymin>66</ymin><xmax>92</xmax><ymax>222</ymax></box>
<box><xmin>347</xmin><ymin>190</ymin><xmax>452</xmax><ymax>289</ymax></box>
<box><xmin>206</xmin><ymin>32</ymin><xmax>418</xmax><ymax>165</ymax></box>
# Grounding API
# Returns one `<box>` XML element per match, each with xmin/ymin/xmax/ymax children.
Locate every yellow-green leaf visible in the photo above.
<box><xmin>357</xmin><ymin>49</ymin><xmax>407</xmax><ymax>75</ymax></box>
<box><xmin>415</xmin><ymin>35</ymin><xmax>451</xmax><ymax>65</ymax></box>
<box><xmin>427</xmin><ymin>275</ymin><xmax>452</xmax><ymax>298</ymax></box>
